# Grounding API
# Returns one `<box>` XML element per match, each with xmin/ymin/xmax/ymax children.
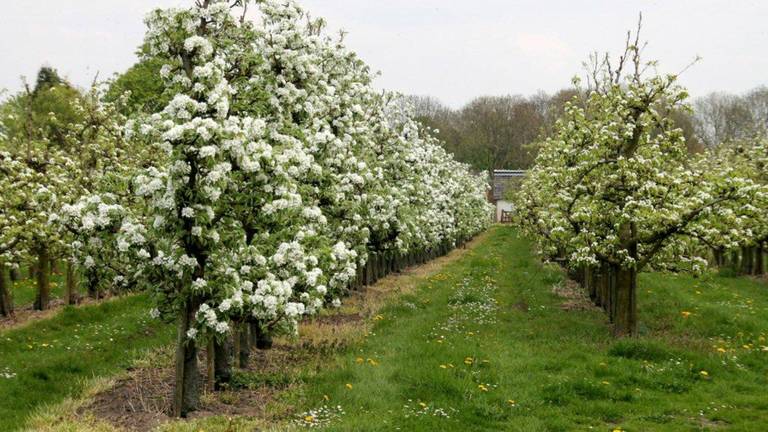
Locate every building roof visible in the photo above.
<box><xmin>493</xmin><ymin>169</ymin><xmax>526</xmax><ymax>177</ymax></box>
<box><xmin>491</xmin><ymin>169</ymin><xmax>526</xmax><ymax>200</ymax></box>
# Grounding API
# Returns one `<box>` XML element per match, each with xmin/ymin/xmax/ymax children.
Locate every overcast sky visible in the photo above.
<box><xmin>2</xmin><ymin>1</ymin><xmax>767</xmax><ymax>108</ymax></box>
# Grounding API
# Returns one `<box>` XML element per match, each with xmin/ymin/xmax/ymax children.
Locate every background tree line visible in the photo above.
<box><xmin>409</xmin><ymin>85</ymin><xmax>768</xmax><ymax>174</ymax></box>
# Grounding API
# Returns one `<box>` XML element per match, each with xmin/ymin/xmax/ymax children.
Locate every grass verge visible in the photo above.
<box><xmin>0</xmin><ymin>294</ymin><xmax>174</xmax><ymax>431</ymax></box>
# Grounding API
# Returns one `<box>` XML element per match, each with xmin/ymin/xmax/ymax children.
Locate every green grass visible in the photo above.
<box><xmin>280</xmin><ymin>226</ymin><xmax>768</xmax><ymax>431</ymax></box>
<box><xmin>0</xmin><ymin>294</ymin><xmax>174</xmax><ymax>431</ymax></box>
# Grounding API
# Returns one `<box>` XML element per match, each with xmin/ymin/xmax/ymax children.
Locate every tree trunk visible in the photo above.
<box><xmin>85</xmin><ymin>269</ymin><xmax>99</xmax><ymax>299</ymax></box>
<box><xmin>608</xmin><ymin>264</ymin><xmax>618</xmax><ymax>322</ymax></box>
<box><xmin>239</xmin><ymin>324</ymin><xmax>251</xmax><ymax>368</ymax></box>
<box><xmin>613</xmin><ymin>265</ymin><xmax>637</xmax><ymax>336</ymax></box>
<box><xmin>754</xmin><ymin>244</ymin><xmax>764</xmax><ymax>276</ymax></box>
<box><xmin>29</xmin><ymin>263</ymin><xmax>37</xmax><ymax>280</ymax></box>
<box><xmin>730</xmin><ymin>249</ymin><xmax>740</xmax><ymax>272</ymax></box>
<box><xmin>34</xmin><ymin>244</ymin><xmax>50</xmax><ymax>311</ymax></box>
<box><xmin>206</xmin><ymin>339</ymin><xmax>215</xmax><ymax>392</ymax></box>
<box><xmin>613</xmin><ymin>221</ymin><xmax>637</xmax><ymax>336</ymax></box>
<box><xmin>172</xmin><ymin>298</ymin><xmax>201</xmax><ymax>417</ymax></box>
<box><xmin>585</xmin><ymin>266</ymin><xmax>596</xmax><ymax>301</ymax></box>
<box><xmin>0</xmin><ymin>265</ymin><xmax>13</xmax><ymax>317</ymax></box>
<box><xmin>233</xmin><ymin>327</ymin><xmax>241</xmax><ymax>368</ymax></box>
<box><xmin>251</xmin><ymin>321</ymin><xmax>273</xmax><ymax>350</ymax></box>
<box><xmin>741</xmin><ymin>246</ymin><xmax>754</xmax><ymax>275</ymax></box>
<box><xmin>213</xmin><ymin>337</ymin><xmax>231</xmax><ymax>390</ymax></box>
<box><xmin>9</xmin><ymin>266</ymin><xmax>20</xmax><ymax>282</ymax></box>
<box><xmin>65</xmin><ymin>260</ymin><xmax>78</xmax><ymax>305</ymax></box>
<box><xmin>712</xmin><ymin>248</ymin><xmax>724</xmax><ymax>268</ymax></box>
<box><xmin>595</xmin><ymin>265</ymin><xmax>606</xmax><ymax>308</ymax></box>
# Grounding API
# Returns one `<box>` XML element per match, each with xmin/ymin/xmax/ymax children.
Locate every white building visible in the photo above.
<box><xmin>491</xmin><ymin>169</ymin><xmax>526</xmax><ymax>222</ymax></box>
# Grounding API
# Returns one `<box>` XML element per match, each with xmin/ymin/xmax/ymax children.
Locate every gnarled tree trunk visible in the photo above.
<box><xmin>613</xmin><ymin>266</ymin><xmax>637</xmax><ymax>336</ymax></box>
<box><xmin>172</xmin><ymin>297</ymin><xmax>201</xmax><ymax>417</ymax></box>
<box><xmin>0</xmin><ymin>264</ymin><xmax>13</xmax><ymax>317</ymax></box>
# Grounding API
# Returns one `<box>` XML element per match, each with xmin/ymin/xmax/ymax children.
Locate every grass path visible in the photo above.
<box><xmin>0</xmin><ymin>295</ymin><xmax>174</xmax><ymax>431</ymax></box>
<box><xmin>282</xmin><ymin>226</ymin><xmax>768</xmax><ymax>431</ymax></box>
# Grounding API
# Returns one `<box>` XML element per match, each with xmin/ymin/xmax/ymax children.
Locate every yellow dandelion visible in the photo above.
<box><xmin>323</xmin><ymin>394</ymin><xmax>330</xmax><ymax>401</ymax></box>
<box><xmin>439</xmin><ymin>364</ymin><xmax>447</xmax><ymax>369</ymax></box>
<box><xmin>681</xmin><ymin>311</ymin><xmax>692</xmax><ymax>318</ymax></box>
<box><xmin>716</xmin><ymin>347</ymin><xmax>726</xmax><ymax>353</ymax></box>
<box><xmin>699</xmin><ymin>370</ymin><xmax>709</xmax><ymax>377</ymax></box>
<box><xmin>355</xmin><ymin>357</ymin><xmax>364</xmax><ymax>364</ymax></box>
<box><xmin>345</xmin><ymin>383</ymin><xmax>353</xmax><ymax>389</ymax></box>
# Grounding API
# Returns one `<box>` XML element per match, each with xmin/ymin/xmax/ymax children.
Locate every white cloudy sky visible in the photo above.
<box><xmin>2</xmin><ymin>0</ymin><xmax>767</xmax><ymax>108</ymax></box>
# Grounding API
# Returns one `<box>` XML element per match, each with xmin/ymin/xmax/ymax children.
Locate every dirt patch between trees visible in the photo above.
<box><xmin>81</xmin><ymin>347</ymin><xmax>295</xmax><ymax>432</ymax></box>
<box><xmin>553</xmin><ymin>279</ymin><xmax>599</xmax><ymax>312</ymax></box>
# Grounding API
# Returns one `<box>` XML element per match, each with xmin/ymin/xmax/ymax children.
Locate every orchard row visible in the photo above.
<box><xmin>0</xmin><ymin>0</ymin><xmax>492</xmax><ymax>416</ymax></box>
<box><xmin>515</xmin><ymin>38</ymin><xmax>767</xmax><ymax>336</ymax></box>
